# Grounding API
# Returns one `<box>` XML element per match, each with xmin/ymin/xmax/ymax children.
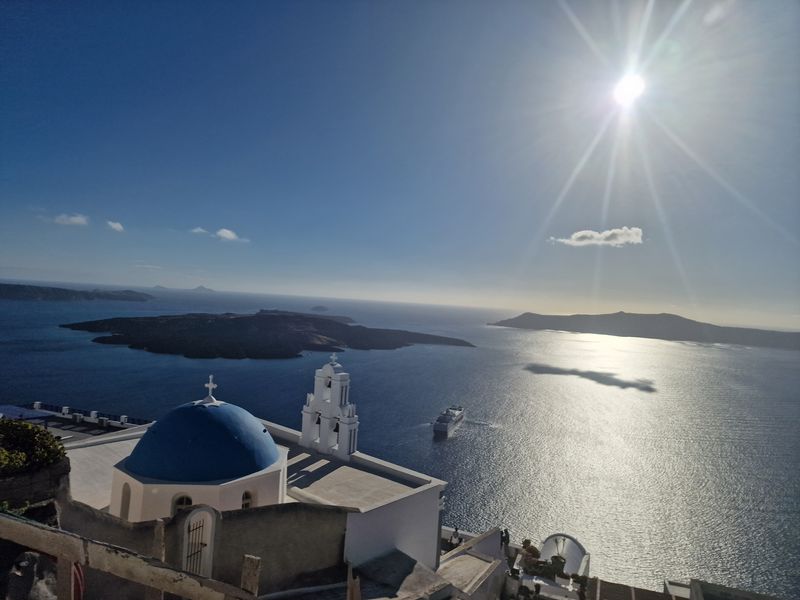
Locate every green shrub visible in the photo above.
<box><xmin>0</xmin><ymin>420</ymin><xmax>65</xmax><ymax>476</ymax></box>
<box><xmin>0</xmin><ymin>500</ymin><xmax>29</xmax><ymax>515</ymax></box>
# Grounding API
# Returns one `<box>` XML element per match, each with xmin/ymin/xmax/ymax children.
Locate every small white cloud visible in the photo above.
<box><xmin>54</xmin><ymin>213</ymin><xmax>89</xmax><ymax>226</ymax></box>
<box><xmin>133</xmin><ymin>263</ymin><xmax>162</xmax><ymax>270</ymax></box>
<box><xmin>551</xmin><ymin>226</ymin><xmax>643</xmax><ymax>247</ymax></box>
<box><xmin>214</xmin><ymin>228</ymin><xmax>249</xmax><ymax>243</ymax></box>
<box><xmin>191</xmin><ymin>227</ymin><xmax>208</xmax><ymax>234</ymax></box>
<box><xmin>107</xmin><ymin>220</ymin><xmax>124</xmax><ymax>232</ymax></box>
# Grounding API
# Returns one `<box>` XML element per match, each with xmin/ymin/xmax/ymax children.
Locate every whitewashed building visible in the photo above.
<box><xmin>65</xmin><ymin>354</ymin><xmax>447</xmax><ymax>575</ymax></box>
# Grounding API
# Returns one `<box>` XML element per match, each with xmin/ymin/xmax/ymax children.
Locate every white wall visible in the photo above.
<box><xmin>465</xmin><ymin>529</ymin><xmax>503</xmax><ymax>561</ymax></box>
<box><xmin>109</xmin><ymin>447</ymin><xmax>288</xmax><ymax>522</ymax></box>
<box><xmin>344</xmin><ymin>484</ymin><xmax>443</xmax><ymax>570</ymax></box>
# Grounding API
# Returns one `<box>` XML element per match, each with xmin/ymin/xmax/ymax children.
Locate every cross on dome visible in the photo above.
<box><xmin>329</xmin><ymin>353</ymin><xmax>338</xmax><ymax>365</ymax></box>
<box><xmin>205</xmin><ymin>374</ymin><xmax>218</xmax><ymax>396</ymax></box>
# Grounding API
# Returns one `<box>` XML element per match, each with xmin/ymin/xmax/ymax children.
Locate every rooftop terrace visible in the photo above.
<box><xmin>64</xmin><ymin>417</ymin><xmax>441</xmax><ymax>514</ymax></box>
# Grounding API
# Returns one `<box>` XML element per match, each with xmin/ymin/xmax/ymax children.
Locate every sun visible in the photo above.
<box><xmin>613</xmin><ymin>74</ymin><xmax>646</xmax><ymax>108</ymax></box>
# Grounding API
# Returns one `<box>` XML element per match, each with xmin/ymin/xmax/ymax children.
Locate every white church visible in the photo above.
<box><xmin>58</xmin><ymin>354</ymin><xmax>510</xmax><ymax>599</ymax></box>
<box><xmin>105</xmin><ymin>355</ymin><xmax>362</xmax><ymax>522</ymax></box>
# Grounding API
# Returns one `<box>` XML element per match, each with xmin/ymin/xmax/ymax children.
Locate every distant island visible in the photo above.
<box><xmin>149</xmin><ymin>285</ymin><xmax>216</xmax><ymax>293</ymax></box>
<box><xmin>311</xmin><ymin>305</ymin><xmax>329</xmax><ymax>312</ymax></box>
<box><xmin>61</xmin><ymin>309</ymin><xmax>474</xmax><ymax>359</ymax></box>
<box><xmin>0</xmin><ymin>283</ymin><xmax>153</xmax><ymax>303</ymax></box>
<box><xmin>491</xmin><ymin>311</ymin><xmax>800</xmax><ymax>351</ymax></box>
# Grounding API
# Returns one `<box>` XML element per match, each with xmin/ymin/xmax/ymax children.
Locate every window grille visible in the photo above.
<box><xmin>173</xmin><ymin>495</ymin><xmax>193</xmax><ymax>515</ymax></box>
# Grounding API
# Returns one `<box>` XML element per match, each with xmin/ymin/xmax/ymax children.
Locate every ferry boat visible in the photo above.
<box><xmin>433</xmin><ymin>405</ymin><xmax>465</xmax><ymax>438</ymax></box>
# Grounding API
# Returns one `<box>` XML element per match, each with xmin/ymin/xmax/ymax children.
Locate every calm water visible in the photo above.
<box><xmin>1</xmin><ymin>289</ymin><xmax>798</xmax><ymax>597</ymax></box>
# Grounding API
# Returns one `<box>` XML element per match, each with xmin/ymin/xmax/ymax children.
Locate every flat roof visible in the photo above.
<box><xmin>65</xmin><ymin>418</ymin><xmax>442</xmax><ymax>514</ymax></box>
<box><xmin>437</xmin><ymin>553</ymin><xmax>497</xmax><ymax>594</ymax></box>
<box><xmin>65</xmin><ymin>427</ymin><xmax>149</xmax><ymax>510</ymax></box>
<box><xmin>285</xmin><ymin>447</ymin><xmax>414</xmax><ymax>510</ymax></box>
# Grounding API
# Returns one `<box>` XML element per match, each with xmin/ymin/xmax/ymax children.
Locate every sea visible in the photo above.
<box><xmin>1</xmin><ymin>288</ymin><xmax>798</xmax><ymax>598</ymax></box>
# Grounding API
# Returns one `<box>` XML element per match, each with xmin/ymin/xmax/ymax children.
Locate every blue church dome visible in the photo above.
<box><xmin>126</xmin><ymin>398</ymin><xmax>281</xmax><ymax>482</ymax></box>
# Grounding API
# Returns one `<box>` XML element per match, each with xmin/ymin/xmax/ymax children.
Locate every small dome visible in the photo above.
<box><xmin>126</xmin><ymin>400</ymin><xmax>280</xmax><ymax>482</ymax></box>
<box><xmin>321</xmin><ymin>353</ymin><xmax>345</xmax><ymax>374</ymax></box>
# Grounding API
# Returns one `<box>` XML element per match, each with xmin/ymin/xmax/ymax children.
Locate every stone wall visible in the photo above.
<box><xmin>0</xmin><ymin>462</ymin><xmax>68</xmax><ymax>599</ymax></box>
<box><xmin>0</xmin><ymin>458</ymin><xmax>70</xmax><ymax>509</ymax></box>
<box><xmin>58</xmin><ymin>498</ymin><xmax>166</xmax><ymax>600</ymax></box>
<box><xmin>58</xmin><ymin>498</ymin><xmax>160</xmax><ymax>555</ymax></box>
<box><xmin>0</xmin><ymin>512</ymin><xmax>256</xmax><ymax>600</ymax></box>
<box><xmin>212</xmin><ymin>502</ymin><xmax>349</xmax><ymax>593</ymax></box>
<box><xmin>58</xmin><ymin>497</ymin><xmax>349</xmax><ymax>597</ymax></box>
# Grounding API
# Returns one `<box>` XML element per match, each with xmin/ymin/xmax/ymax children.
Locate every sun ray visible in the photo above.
<box><xmin>557</xmin><ymin>0</ymin><xmax>610</xmax><ymax>67</ymax></box>
<box><xmin>635</xmin><ymin>129</ymin><xmax>697</xmax><ymax>306</ymax></box>
<box><xmin>640</xmin><ymin>0</ymin><xmax>692</xmax><ymax>71</ymax></box>
<box><xmin>591</xmin><ymin>245</ymin><xmax>607</xmax><ymax>312</ymax></box>
<box><xmin>647</xmin><ymin>111</ymin><xmax>798</xmax><ymax>244</ymax></box>
<box><xmin>591</xmin><ymin>122</ymin><xmax>623</xmax><ymax>305</ymax></box>
<box><xmin>600</xmin><ymin>123</ymin><xmax>623</xmax><ymax>228</ymax></box>
<box><xmin>630</xmin><ymin>0</ymin><xmax>655</xmax><ymax>70</ymax></box>
<box><xmin>519</xmin><ymin>111</ymin><xmax>616</xmax><ymax>275</ymax></box>
<box><xmin>537</xmin><ymin>111</ymin><xmax>615</xmax><ymax>237</ymax></box>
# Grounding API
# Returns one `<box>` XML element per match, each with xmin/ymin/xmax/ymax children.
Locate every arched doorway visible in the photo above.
<box><xmin>182</xmin><ymin>507</ymin><xmax>216</xmax><ymax>577</ymax></box>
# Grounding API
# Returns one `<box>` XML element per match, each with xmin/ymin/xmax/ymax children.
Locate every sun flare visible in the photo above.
<box><xmin>613</xmin><ymin>74</ymin><xmax>646</xmax><ymax>108</ymax></box>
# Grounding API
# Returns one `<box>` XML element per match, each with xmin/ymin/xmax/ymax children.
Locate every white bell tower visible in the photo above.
<box><xmin>301</xmin><ymin>354</ymin><xmax>359</xmax><ymax>460</ymax></box>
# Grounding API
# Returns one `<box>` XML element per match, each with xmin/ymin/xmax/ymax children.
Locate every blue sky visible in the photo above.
<box><xmin>1</xmin><ymin>1</ymin><xmax>798</xmax><ymax>328</ymax></box>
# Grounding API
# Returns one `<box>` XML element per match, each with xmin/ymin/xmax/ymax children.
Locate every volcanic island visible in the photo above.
<box><xmin>61</xmin><ymin>309</ymin><xmax>475</xmax><ymax>359</ymax></box>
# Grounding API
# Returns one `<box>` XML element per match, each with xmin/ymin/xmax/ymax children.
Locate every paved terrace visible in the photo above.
<box><xmin>285</xmin><ymin>447</ymin><xmax>415</xmax><ymax>510</ymax></box>
<box><xmin>266</xmin><ymin>419</ymin><xmax>442</xmax><ymax>512</ymax></box>
<box><xmin>64</xmin><ymin>418</ymin><xmax>442</xmax><ymax>514</ymax></box>
<box><xmin>63</xmin><ymin>426</ymin><xmax>150</xmax><ymax>510</ymax></box>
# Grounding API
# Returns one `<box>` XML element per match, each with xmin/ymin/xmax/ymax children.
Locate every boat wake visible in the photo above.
<box><xmin>465</xmin><ymin>419</ymin><xmax>499</xmax><ymax>429</ymax></box>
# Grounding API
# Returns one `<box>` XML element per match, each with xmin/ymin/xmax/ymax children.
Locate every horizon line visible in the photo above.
<box><xmin>2</xmin><ymin>276</ymin><xmax>799</xmax><ymax>333</ymax></box>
